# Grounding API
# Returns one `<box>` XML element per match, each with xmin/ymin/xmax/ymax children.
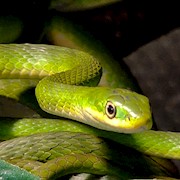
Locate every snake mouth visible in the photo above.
<box><xmin>122</xmin><ymin>116</ymin><xmax>153</xmax><ymax>133</ymax></box>
<box><xmin>83</xmin><ymin>109</ymin><xmax>108</xmax><ymax>130</ymax></box>
<box><xmin>135</xmin><ymin>119</ymin><xmax>152</xmax><ymax>132</ymax></box>
<box><xmin>83</xmin><ymin>108</ymin><xmax>152</xmax><ymax>133</ymax></box>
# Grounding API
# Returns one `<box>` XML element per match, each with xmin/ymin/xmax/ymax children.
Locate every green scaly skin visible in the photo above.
<box><xmin>0</xmin><ymin>44</ymin><xmax>179</xmax><ymax>179</ymax></box>
<box><xmin>0</xmin><ymin>118</ymin><xmax>179</xmax><ymax>160</ymax></box>
<box><xmin>0</xmin><ymin>131</ymin><xmax>177</xmax><ymax>179</ymax></box>
<box><xmin>0</xmin><ymin>44</ymin><xmax>152</xmax><ymax>133</ymax></box>
<box><xmin>46</xmin><ymin>15</ymin><xmax>139</xmax><ymax>90</ymax></box>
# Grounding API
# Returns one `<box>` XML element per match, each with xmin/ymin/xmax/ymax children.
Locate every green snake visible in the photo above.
<box><xmin>0</xmin><ymin>44</ymin><xmax>180</xmax><ymax>179</ymax></box>
<box><xmin>0</xmin><ymin>1</ymin><xmax>180</xmax><ymax>179</ymax></box>
<box><xmin>0</xmin><ymin>44</ymin><xmax>152</xmax><ymax>133</ymax></box>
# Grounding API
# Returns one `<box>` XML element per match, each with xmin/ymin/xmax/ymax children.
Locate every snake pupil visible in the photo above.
<box><xmin>108</xmin><ymin>105</ymin><xmax>114</xmax><ymax>114</ymax></box>
<box><xmin>106</xmin><ymin>101</ymin><xmax>116</xmax><ymax>119</ymax></box>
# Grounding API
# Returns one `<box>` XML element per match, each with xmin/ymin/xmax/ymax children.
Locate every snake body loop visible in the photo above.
<box><xmin>0</xmin><ymin>43</ymin><xmax>152</xmax><ymax>133</ymax></box>
<box><xmin>0</xmin><ymin>131</ymin><xmax>177</xmax><ymax>179</ymax></box>
<box><xmin>0</xmin><ymin>44</ymin><xmax>179</xmax><ymax>179</ymax></box>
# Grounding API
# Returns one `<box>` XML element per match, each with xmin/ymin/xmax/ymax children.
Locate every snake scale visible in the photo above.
<box><xmin>0</xmin><ymin>43</ymin><xmax>180</xmax><ymax>179</ymax></box>
<box><xmin>0</xmin><ymin>1</ymin><xmax>180</xmax><ymax>180</ymax></box>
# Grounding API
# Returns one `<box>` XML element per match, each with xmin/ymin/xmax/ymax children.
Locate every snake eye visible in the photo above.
<box><xmin>106</xmin><ymin>101</ymin><xmax>116</xmax><ymax>119</ymax></box>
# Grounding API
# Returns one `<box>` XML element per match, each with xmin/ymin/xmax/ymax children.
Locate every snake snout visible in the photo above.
<box><xmin>134</xmin><ymin>117</ymin><xmax>153</xmax><ymax>132</ymax></box>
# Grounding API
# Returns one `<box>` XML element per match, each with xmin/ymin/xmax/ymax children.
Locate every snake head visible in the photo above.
<box><xmin>84</xmin><ymin>88</ymin><xmax>152</xmax><ymax>133</ymax></box>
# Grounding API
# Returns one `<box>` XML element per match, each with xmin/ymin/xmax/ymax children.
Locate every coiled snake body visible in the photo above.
<box><xmin>0</xmin><ymin>44</ymin><xmax>180</xmax><ymax>179</ymax></box>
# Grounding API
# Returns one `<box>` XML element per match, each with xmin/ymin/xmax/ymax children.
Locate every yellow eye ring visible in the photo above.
<box><xmin>105</xmin><ymin>101</ymin><xmax>116</xmax><ymax>119</ymax></box>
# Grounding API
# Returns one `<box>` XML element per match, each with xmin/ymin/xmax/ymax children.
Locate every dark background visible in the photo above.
<box><xmin>1</xmin><ymin>0</ymin><xmax>180</xmax><ymax>55</ymax></box>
